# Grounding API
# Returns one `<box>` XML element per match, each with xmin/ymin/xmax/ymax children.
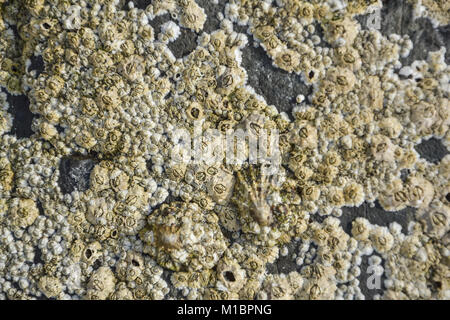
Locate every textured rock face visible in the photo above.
<box><xmin>0</xmin><ymin>0</ymin><xmax>449</xmax><ymax>300</ymax></box>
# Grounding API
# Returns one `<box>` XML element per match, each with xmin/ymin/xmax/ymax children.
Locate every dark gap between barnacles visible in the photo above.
<box><xmin>6</xmin><ymin>93</ymin><xmax>35</xmax><ymax>138</ymax></box>
<box><xmin>167</xmin><ymin>27</ymin><xmax>198</xmax><ymax>59</ymax></box>
<box><xmin>58</xmin><ymin>155</ymin><xmax>98</xmax><ymax>194</ymax></box>
<box><xmin>340</xmin><ymin>201</ymin><xmax>416</xmax><ymax>236</ymax></box>
<box><xmin>415</xmin><ymin>137</ymin><xmax>449</xmax><ymax>164</ymax></box>
<box><xmin>240</xmin><ymin>36</ymin><xmax>312</xmax><ymax>119</ymax></box>
<box><xmin>357</xmin><ymin>254</ymin><xmax>386</xmax><ymax>300</ymax></box>
<box><xmin>27</xmin><ymin>55</ymin><xmax>44</xmax><ymax>77</ymax></box>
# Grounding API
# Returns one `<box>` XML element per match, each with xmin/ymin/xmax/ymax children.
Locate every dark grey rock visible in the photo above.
<box><xmin>196</xmin><ymin>0</ymin><xmax>227</xmax><ymax>34</ymax></box>
<box><xmin>58</xmin><ymin>156</ymin><xmax>97</xmax><ymax>194</ymax></box>
<box><xmin>357</xmin><ymin>0</ymin><xmax>449</xmax><ymax>64</ymax></box>
<box><xmin>340</xmin><ymin>201</ymin><xmax>416</xmax><ymax>236</ymax></box>
<box><xmin>240</xmin><ymin>37</ymin><xmax>312</xmax><ymax>117</ymax></box>
<box><xmin>415</xmin><ymin>137</ymin><xmax>449</xmax><ymax>164</ymax></box>
<box><xmin>266</xmin><ymin>239</ymin><xmax>302</xmax><ymax>275</ymax></box>
<box><xmin>27</xmin><ymin>55</ymin><xmax>44</xmax><ymax>77</ymax></box>
<box><xmin>6</xmin><ymin>93</ymin><xmax>35</xmax><ymax>139</ymax></box>
<box><xmin>168</xmin><ymin>28</ymin><xmax>198</xmax><ymax>59</ymax></box>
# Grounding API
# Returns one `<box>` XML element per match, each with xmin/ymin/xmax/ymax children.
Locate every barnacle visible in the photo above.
<box><xmin>0</xmin><ymin>0</ymin><xmax>448</xmax><ymax>301</ymax></box>
<box><xmin>235</xmin><ymin>165</ymin><xmax>274</xmax><ymax>227</ymax></box>
<box><xmin>418</xmin><ymin>206</ymin><xmax>449</xmax><ymax>239</ymax></box>
<box><xmin>9</xmin><ymin>198</ymin><xmax>39</xmax><ymax>228</ymax></box>
<box><xmin>38</xmin><ymin>276</ymin><xmax>62</xmax><ymax>299</ymax></box>
<box><xmin>0</xmin><ymin>158</ymin><xmax>14</xmax><ymax>191</ymax></box>
<box><xmin>216</xmin><ymin>257</ymin><xmax>246</xmax><ymax>292</ymax></box>
<box><xmin>85</xmin><ymin>267</ymin><xmax>116</xmax><ymax>300</ymax></box>
<box><xmin>143</xmin><ymin>201</ymin><xmax>228</xmax><ymax>271</ymax></box>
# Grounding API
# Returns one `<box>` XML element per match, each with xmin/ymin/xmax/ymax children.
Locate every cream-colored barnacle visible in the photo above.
<box><xmin>82</xmin><ymin>241</ymin><xmax>102</xmax><ymax>264</ymax></box>
<box><xmin>66</xmin><ymin>31</ymin><xmax>80</xmax><ymax>48</ymax></box>
<box><xmin>370</xmin><ymin>226</ymin><xmax>394</xmax><ymax>253</ymax></box>
<box><xmin>297</xmin><ymin>2</ymin><xmax>315</xmax><ymax>24</ymax></box>
<box><xmin>418</xmin><ymin>205</ymin><xmax>449</xmax><ymax>239</ymax></box>
<box><xmin>274</xmin><ymin>49</ymin><xmax>300</xmax><ymax>73</ymax></box>
<box><xmin>38</xmin><ymin>276</ymin><xmax>62</xmax><ymax>299</ymax></box>
<box><xmin>313</xmin><ymin>3</ymin><xmax>332</xmax><ymax>21</ymax></box>
<box><xmin>120</xmin><ymin>40</ymin><xmax>135</xmax><ymax>57</ymax></box>
<box><xmin>99</xmin><ymin>22</ymin><xmax>117</xmax><ymax>43</ymax></box>
<box><xmin>312</xmin><ymin>88</ymin><xmax>332</xmax><ymax>108</ymax></box>
<box><xmin>351</xmin><ymin>217</ymin><xmax>371</xmax><ymax>241</ymax></box>
<box><xmin>166</xmin><ymin>162</ymin><xmax>187</xmax><ymax>182</ymax></box>
<box><xmin>65</xmin><ymin>48</ymin><xmax>79</xmax><ymax>66</ymax></box>
<box><xmin>69</xmin><ymin>239</ymin><xmax>85</xmax><ymax>262</ymax></box>
<box><xmin>290</xmin><ymin>120</ymin><xmax>318</xmax><ymax>149</ymax></box>
<box><xmin>206</xmin><ymin>167</ymin><xmax>235</xmax><ymax>205</ymax></box>
<box><xmin>85</xmin><ymin>267</ymin><xmax>116</xmax><ymax>300</ymax></box>
<box><xmin>34</xmin><ymin>88</ymin><xmax>49</xmax><ymax>103</ymax></box>
<box><xmin>378</xmin><ymin>178</ymin><xmax>408</xmax><ymax>211</ymax></box>
<box><xmin>399</xmin><ymin>148</ymin><xmax>417</xmax><ymax>169</ymax></box>
<box><xmin>343</xmin><ymin>182</ymin><xmax>365</xmax><ymax>207</ymax></box>
<box><xmin>110</xmin><ymin>169</ymin><xmax>129</xmax><ymax>192</ymax></box>
<box><xmin>324</xmin><ymin>16</ymin><xmax>359</xmax><ymax>46</ymax></box>
<box><xmin>316</xmin><ymin>164</ymin><xmax>338</xmax><ymax>185</ymax></box>
<box><xmin>179</xmin><ymin>1</ymin><xmax>206</xmax><ymax>32</ymax></box>
<box><xmin>85</xmin><ymin>197</ymin><xmax>109</xmax><ymax>225</ymax></box>
<box><xmin>0</xmin><ymin>158</ymin><xmax>13</xmax><ymax>191</ymax></box>
<box><xmin>89</xmin><ymin>50</ymin><xmax>113</xmax><ymax>68</ymax></box>
<box><xmin>186</xmin><ymin>102</ymin><xmax>204</xmax><ymax>121</ymax></box>
<box><xmin>302</xmin><ymin>184</ymin><xmax>321</xmax><ymax>202</ymax></box>
<box><xmin>405</xmin><ymin>176</ymin><xmax>434</xmax><ymax>209</ymax></box>
<box><xmin>334</xmin><ymin>46</ymin><xmax>362</xmax><ymax>71</ymax></box>
<box><xmin>410</xmin><ymin>101</ymin><xmax>438</xmax><ymax>134</ymax></box>
<box><xmin>116</xmin><ymin>251</ymin><xmax>144</xmax><ymax>282</ymax></box>
<box><xmin>0</xmin><ymin>109</ymin><xmax>11</xmax><ymax>135</ymax></box>
<box><xmin>80</xmin><ymin>97</ymin><xmax>98</xmax><ymax>117</ymax></box>
<box><xmin>90</xmin><ymin>164</ymin><xmax>110</xmax><ymax>193</ymax></box>
<box><xmin>146</xmin><ymin>201</ymin><xmax>227</xmax><ymax>271</ymax></box>
<box><xmin>46</xmin><ymin>75</ymin><xmax>65</xmax><ymax>96</ymax></box>
<box><xmin>39</xmin><ymin>121</ymin><xmax>58</xmax><ymax>140</ymax></box>
<box><xmin>324</xmin><ymin>151</ymin><xmax>341</xmax><ymax>167</ymax></box>
<box><xmin>254</xmin><ymin>25</ymin><xmax>274</xmax><ymax>42</ymax></box>
<box><xmin>217</xmin><ymin>68</ymin><xmax>244</xmax><ymax>95</ymax></box>
<box><xmin>239</xmin><ymin>112</ymin><xmax>267</xmax><ymax>139</ymax></box>
<box><xmin>36</xmin><ymin>18</ymin><xmax>58</xmax><ymax>36</ymax></box>
<box><xmin>96</xmin><ymin>86</ymin><xmax>120</xmax><ymax>111</ymax></box>
<box><xmin>75</xmin><ymin>130</ymin><xmax>97</xmax><ymax>150</ymax></box>
<box><xmin>370</xmin><ymin>134</ymin><xmax>396</xmax><ymax>162</ymax></box>
<box><xmin>326</xmin><ymin>67</ymin><xmax>356</xmax><ymax>94</ymax></box>
<box><xmin>9</xmin><ymin>198</ymin><xmax>39</xmax><ymax>228</ymax></box>
<box><xmin>216</xmin><ymin>258</ymin><xmax>246</xmax><ymax>292</ymax></box>
<box><xmin>119</xmin><ymin>54</ymin><xmax>145</xmax><ymax>82</ymax></box>
<box><xmin>139</xmin><ymin>24</ymin><xmax>154</xmax><ymax>42</ymax></box>
<box><xmin>379</xmin><ymin>117</ymin><xmax>403</xmax><ymax>139</ymax></box>
<box><xmin>24</xmin><ymin>0</ymin><xmax>45</xmax><ymax>17</ymax></box>
<box><xmin>327</xmin><ymin>186</ymin><xmax>345</xmax><ymax>207</ymax></box>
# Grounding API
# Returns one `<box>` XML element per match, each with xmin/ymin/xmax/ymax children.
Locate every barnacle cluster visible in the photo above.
<box><xmin>0</xmin><ymin>0</ymin><xmax>448</xmax><ymax>300</ymax></box>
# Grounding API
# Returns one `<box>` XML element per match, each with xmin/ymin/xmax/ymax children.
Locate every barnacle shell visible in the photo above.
<box><xmin>144</xmin><ymin>201</ymin><xmax>228</xmax><ymax>271</ymax></box>
<box><xmin>38</xmin><ymin>276</ymin><xmax>62</xmax><ymax>299</ymax></box>
<box><xmin>216</xmin><ymin>257</ymin><xmax>246</xmax><ymax>292</ymax></box>
<box><xmin>418</xmin><ymin>205</ymin><xmax>450</xmax><ymax>239</ymax></box>
<box><xmin>9</xmin><ymin>198</ymin><xmax>39</xmax><ymax>228</ymax></box>
<box><xmin>86</xmin><ymin>267</ymin><xmax>116</xmax><ymax>300</ymax></box>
